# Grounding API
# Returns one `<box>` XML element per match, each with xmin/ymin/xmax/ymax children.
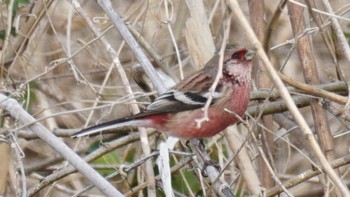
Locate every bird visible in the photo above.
<box><xmin>72</xmin><ymin>45</ymin><xmax>254</xmax><ymax>139</ymax></box>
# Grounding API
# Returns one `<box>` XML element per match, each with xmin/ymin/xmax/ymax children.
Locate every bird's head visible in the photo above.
<box><xmin>222</xmin><ymin>46</ymin><xmax>255</xmax><ymax>85</ymax></box>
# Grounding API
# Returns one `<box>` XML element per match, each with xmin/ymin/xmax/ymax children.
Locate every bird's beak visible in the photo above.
<box><xmin>245</xmin><ymin>49</ymin><xmax>256</xmax><ymax>61</ymax></box>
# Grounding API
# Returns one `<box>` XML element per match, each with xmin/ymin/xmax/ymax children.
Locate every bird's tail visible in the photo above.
<box><xmin>71</xmin><ymin>117</ymin><xmax>151</xmax><ymax>138</ymax></box>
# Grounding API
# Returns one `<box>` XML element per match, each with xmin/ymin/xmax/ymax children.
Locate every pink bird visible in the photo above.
<box><xmin>73</xmin><ymin>45</ymin><xmax>254</xmax><ymax>139</ymax></box>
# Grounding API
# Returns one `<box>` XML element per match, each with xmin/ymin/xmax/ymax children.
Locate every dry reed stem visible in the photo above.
<box><xmin>1</xmin><ymin>1</ymin><xmax>350</xmax><ymax>196</ymax></box>
<box><xmin>227</xmin><ymin>0</ymin><xmax>350</xmax><ymax>195</ymax></box>
<box><xmin>0</xmin><ymin>93</ymin><xmax>122</xmax><ymax>196</ymax></box>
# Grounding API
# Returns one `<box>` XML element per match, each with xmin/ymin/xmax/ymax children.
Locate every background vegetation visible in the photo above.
<box><xmin>0</xmin><ymin>0</ymin><xmax>350</xmax><ymax>196</ymax></box>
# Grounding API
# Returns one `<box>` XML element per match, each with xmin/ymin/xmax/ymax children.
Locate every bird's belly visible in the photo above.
<box><xmin>167</xmin><ymin>113</ymin><xmax>236</xmax><ymax>138</ymax></box>
<box><xmin>165</xmin><ymin>85</ymin><xmax>250</xmax><ymax>138</ymax></box>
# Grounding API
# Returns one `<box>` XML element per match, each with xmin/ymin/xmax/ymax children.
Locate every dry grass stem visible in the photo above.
<box><xmin>1</xmin><ymin>0</ymin><xmax>350</xmax><ymax>196</ymax></box>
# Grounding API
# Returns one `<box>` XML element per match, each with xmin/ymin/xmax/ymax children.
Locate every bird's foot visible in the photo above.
<box><xmin>185</xmin><ymin>140</ymin><xmax>191</xmax><ymax>148</ymax></box>
<box><xmin>198</xmin><ymin>139</ymin><xmax>206</xmax><ymax>151</ymax></box>
<box><xmin>185</xmin><ymin>139</ymin><xmax>205</xmax><ymax>149</ymax></box>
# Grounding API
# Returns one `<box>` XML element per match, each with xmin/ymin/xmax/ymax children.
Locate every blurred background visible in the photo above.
<box><xmin>0</xmin><ymin>0</ymin><xmax>350</xmax><ymax>196</ymax></box>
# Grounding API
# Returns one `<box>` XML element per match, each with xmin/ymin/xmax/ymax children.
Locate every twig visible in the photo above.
<box><xmin>0</xmin><ymin>93</ymin><xmax>122</xmax><ymax>197</ymax></box>
<box><xmin>1</xmin><ymin>0</ymin><xmax>54</xmax><ymax>68</ymax></box>
<box><xmin>24</xmin><ymin>148</ymin><xmax>85</xmax><ymax>174</ymax></box>
<box><xmin>127</xmin><ymin>25</ymin><xmax>171</xmax><ymax>75</ymax></box>
<box><xmin>288</xmin><ymin>2</ymin><xmax>338</xmax><ymax>195</ymax></box>
<box><xmin>163</xmin><ymin>0</ymin><xmax>184</xmax><ymax>79</ymax></box>
<box><xmin>267</xmin><ymin>154</ymin><xmax>350</xmax><ymax>196</ymax></box>
<box><xmin>249</xmin><ymin>0</ymin><xmax>276</xmax><ymax>189</ymax></box>
<box><xmin>250</xmin><ymin>128</ymin><xmax>293</xmax><ymax>197</ymax></box>
<box><xmin>73</xmin><ymin>151</ymin><xmax>159</xmax><ymax>196</ymax></box>
<box><xmin>195</xmin><ymin>12</ymin><xmax>231</xmax><ymax>128</ymax></box>
<box><xmin>97</xmin><ymin>0</ymin><xmax>167</xmax><ymax>94</ymax></box>
<box><xmin>9</xmin><ymin>134</ymin><xmax>26</xmax><ymax>197</ymax></box>
<box><xmin>227</xmin><ymin>0</ymin><xmax>350</xmax><ymax>195</ymax></box>
<box><xmin>73</xmin><ymin>150</ymin><xmax>194</xmax><ymax>196</ymax></box>
<box><xmin>96</xmin><ymin>1</ymin><xmax>158</xmax><ymax>195</ymax></box>
<box><xmin>289</xmin><ymin>0</ymin><xmax>350</xmax><ymax>22</ymax></box>
<box><xmin>263</xmin><ymin>0</ymin><xmax>288</xmax><ymax>51</ymax></box>
<box><xmin>124</xmin><ymin>156</ymin><xmax>193</xmax><ymax>196</ymax></box>
<box><xmin>320</xmin><ymin>0</ymin><xmax>350</xmax><ymax>115</ymax></box>
<box><xmin>188</xmin><ymin>139</ymin><xmax>235</xmax><ymax>197</ymax></box>
<box><xmin>1</xmin><ymin>0</ymin><xmax>15</xmax><ymax>72</ymax></box>
<box><xmin>223</xmin><ymin>127</ymin><xmax>262</xmax><ymax>195</ymax></box>
<box><xmin>278</xmin><ymin>73</ymin><xmax>348</xmax><ymax>105</ymax></box>
<box><xmin>27</xmin><ymin>130</ymin><xmax>155</xmax><ymax>195</ymax></box>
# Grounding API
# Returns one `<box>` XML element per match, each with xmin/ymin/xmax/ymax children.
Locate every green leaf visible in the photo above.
<box><xmin>5</xmin><ymin>0</ymin><xmax>30</xmax><ymax>19</ymax></box>
<box><xmin>93</xmin><ymin>151</ymin><xmax>121</xmax><ymax>175</ymax></box>
<box><xmin>345</xmin><ymin>32</ymin><xmax>350</xmax><ymax>44</ymax></box>
<box><xmin>0</xmin><ymin>26</ymin><xmax>17</xmax><ymax>40</ymax></box>
<box><xmin>172</xmin><ymin>170</ymin><xmax>200</xmax><ymax>195</ymax></box>
<box><xmin>0</xmin><ymin>31</ymin><xmax>5</xmax><ymax>40</ymax></box>
<box><xmin>5</xmin><ymin>0</ymin><xmax>30</xmax><ymax>5</ymax></box>
<box><xmin>17</xmin><ymin>0</ymin><xmax>30</xmax><ymax>4</ymax></box>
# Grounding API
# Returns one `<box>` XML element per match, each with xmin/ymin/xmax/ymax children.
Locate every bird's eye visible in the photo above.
<box><xmin>231</xmin><ymin>52</ymin><xmax>240</xmax><ymax>59</ymax></box>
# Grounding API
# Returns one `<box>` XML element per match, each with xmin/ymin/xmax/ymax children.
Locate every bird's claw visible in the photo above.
<box><xmin>185</xmin><ymin>139</ymin><xmax>205</xmax><ymax>150</ymax></box>
<box><xmin>185</xmin><ymin>140</ymin><xmax>191</xmax><ymax>148</ymax></box>
<box><xmin>198</xmin><ymin>139</ymin><xmax>206</xmax><ymax>151</ymax></box>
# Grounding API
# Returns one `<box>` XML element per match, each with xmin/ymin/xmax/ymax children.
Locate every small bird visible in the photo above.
<box><xmin>72</xmin><ymin>45</ymin><xmax>254</xmax><ymax>139</ymax></box>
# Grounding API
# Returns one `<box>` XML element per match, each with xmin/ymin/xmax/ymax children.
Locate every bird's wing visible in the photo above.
<box><xmin>144</xmin><ymin>68</ymin><xmax>223</xmax><ymax>114</ymax></box>
<box><xmin>145</xmin><ymin>90</ymin><xmax>222</xmax><ymax>113</ymax></box>
<box><xmin>173</xmin><ymin>66</ymin><xmax>217</xmax><ymax>91</ymax></box>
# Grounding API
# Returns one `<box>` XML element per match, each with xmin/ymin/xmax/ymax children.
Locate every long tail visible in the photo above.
<box><xmin>72</xmin><ymin>117</ymin><xmax>150</xmax><ymax>138</ymax></box>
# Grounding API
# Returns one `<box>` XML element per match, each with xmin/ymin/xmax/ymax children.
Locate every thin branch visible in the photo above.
<box><xmin>227</xmin><ymin>0</ymin><xmax>350</xmax><ymax>195</ymax></box>
<box><xmin>0</xmin><ymin>93</ymin><xmax>122</xmax><ymax>197</ymax></box>
<box><xmin>27</xmin><ymin>130</ymin><xmax>155</xmax><ymax>195</ymax></box>
<box><xmin>97</xmin><ymin>0</ymin><xmax>167</xmax><ymax>94</ymax></box>
<box><xmin>267</xmin><ymin>154</ymin><xmax>350</xmax><ymax>196</ymax></box>
<box><xmin>289</xmin><ymin>0</ymin><xmax>350</xmax><ymax>22</ymax></box>
<box><xmin>163</xmin><ymin>0</ymin><xmax>184</xmax><ymax>79</ymax></box>
<box><xmin>279</xmin><ymin>73</ymin><xmax>348</xmax><ymax>105</ymax></box>
<box><xmin>195</xmin><ymin>12</ymin><xmax>231</xmax><ymax>128</ymax></box>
